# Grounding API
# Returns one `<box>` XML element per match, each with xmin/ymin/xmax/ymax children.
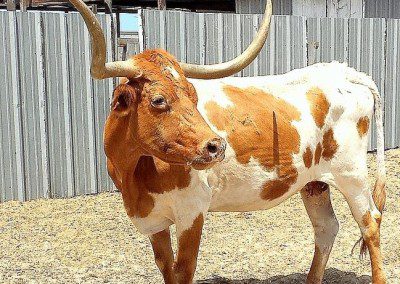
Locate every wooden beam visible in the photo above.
<box><xmin>20</xmin><ymin>0</ymin><xmax>31</xmax><ymax>11</ymax></box>
<box><xmin>104</xmin><ymin>0</ymin><xmax>112</xmax><ymax>13</ymax></box>
<box><xmin>157</xmin><ymin>0</ymin><xmax>166</xmax><ymax>10</ymax></box>
<box><xmin>91</xmin><ymin>3</ymin><xmax>97</xmax><ymax>13</ymax></box>
<box><xmin>7</xmin><ymin>0</ymin><xmax>16</xmax><ymax>10</ymax></box>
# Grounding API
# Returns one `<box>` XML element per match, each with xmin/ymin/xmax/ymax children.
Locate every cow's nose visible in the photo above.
<box><xmin>204</xmin><ymin>138</ymin><xmax>226</xmax><ymax>160</ymax></box>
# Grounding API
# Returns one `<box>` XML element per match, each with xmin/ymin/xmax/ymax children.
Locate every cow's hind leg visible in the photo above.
<box><xmin>301</xmin><ymin>182</ymin><xmax>339</xmax><ymax>284</ymax></box>
<box><xmin>150</xmin><ymin>228</ymin><xmax>176</xmax><ymax>284</ymax></box>
<box><xmin>335</xmin><ymin>176</ymin><xmax>386</xmax><ymax>284</ymax></box>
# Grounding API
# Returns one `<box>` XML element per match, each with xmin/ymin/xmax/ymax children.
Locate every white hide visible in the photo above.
<box><xmin>131</xmin><ymin>62</ymin><xmax>385</xmax><ymax>235</ymax></box>
<box><xmin>166</xmin><ymin>66</ymin><xmax>181</xmax><ymax>80</ymax></box>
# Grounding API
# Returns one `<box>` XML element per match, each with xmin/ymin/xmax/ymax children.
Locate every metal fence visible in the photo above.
<box><xmin>235</xmin><ymin>0</ymin><xmax>400</xmax><ymax>19</ymax></box>
<box><xmin>141</xmin><ymin>9</ymin><xmax>400</xmax><ymax>152</ymax></box>
<box><xmin>0</xmin><ymin>11</ymin><xmax>115</xmax><ymax>202</ymax></box>
<box><xmin>1</xmin><ymin>9</ymin><xmax>399</xmax><ymax>202</ymax></box>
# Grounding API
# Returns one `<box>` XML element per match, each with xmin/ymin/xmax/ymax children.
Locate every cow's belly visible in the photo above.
<box><xmin>206</xmin><ymin>149</ymin><xmax>312</xmax><ymax>212</ymax></box>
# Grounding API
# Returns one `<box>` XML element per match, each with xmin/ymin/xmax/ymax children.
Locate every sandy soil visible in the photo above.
<box><xmin>0</xmin><ymin>150</ymin><xmax>399</xmax><ymax>284</ymax></box>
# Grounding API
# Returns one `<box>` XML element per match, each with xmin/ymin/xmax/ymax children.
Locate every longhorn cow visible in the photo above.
<box><xmin>70</xmin><ymin>0</ymin><xmax>386</xmax><ymax>283</ymax></box>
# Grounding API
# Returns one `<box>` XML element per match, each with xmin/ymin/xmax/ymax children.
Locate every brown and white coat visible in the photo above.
<box><xmin>116</xmin><ymin>61</ymin><xmax>386</xmax><ymax>284</ymax></box>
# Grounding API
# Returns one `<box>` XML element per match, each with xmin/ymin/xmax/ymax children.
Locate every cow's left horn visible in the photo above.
<box><xmin>180</xmin><ymin>0</ymin><xmax>273</xmax><ymax>79</ymax></box>
<box><xmin>69</xmin><ymin>0</ymin><xmax>142</xmax><ymax>79</ymax></box>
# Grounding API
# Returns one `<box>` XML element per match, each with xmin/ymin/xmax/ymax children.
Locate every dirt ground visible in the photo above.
<box><xmin>0</xmin><ymin>150</ymin><xmax>399</xmax><ymax>284</ymax></box>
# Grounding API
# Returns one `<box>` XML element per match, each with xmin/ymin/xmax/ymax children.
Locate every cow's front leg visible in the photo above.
<box><xmin>150</xmin><ymin>228</ymin><xmax>176</xmax><ymax>284</ymax></box>
<box><xmin>174</xmin><ymin>214</ymin><xmax>204</xmax><ymax>284</ymax></box>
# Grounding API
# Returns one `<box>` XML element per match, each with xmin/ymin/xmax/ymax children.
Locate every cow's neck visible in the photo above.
<box><xmin>105</xmin><ymin>114</ymin><xmax>141</xmax><ymax>170</ymax></box>
<box><xmin>104</xmin><ymin>115</ymin><xmax>151</xmax><ymax>217</ymax></box>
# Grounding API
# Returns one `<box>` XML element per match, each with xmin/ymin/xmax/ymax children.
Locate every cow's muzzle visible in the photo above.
<box><xmin>189</xmin><ymin>138</ymin><xmax>226</xmax><ymax>169</ymax></box>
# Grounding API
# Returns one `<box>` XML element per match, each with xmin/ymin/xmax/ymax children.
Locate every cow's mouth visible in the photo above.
<box><xmin>189</xmin><ymin>152</ymin><xmax>225</xmax><ymax>170</ymax></box>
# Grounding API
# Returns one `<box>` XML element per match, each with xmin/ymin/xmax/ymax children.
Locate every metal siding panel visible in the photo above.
<box><xmin>307</xmin><ymin>17</ymin><xmax>321</xmax><ymax>65</ymax></box>
<box><xmin>385</xmin><ymin>19</ymin><xmax>400</xmax><ymax>149</ymax></box>
<box><xmin>307</xmin><ymin>17</ymin><xmax>349</xmax><ymax>64</ymax></box>
<box><xmin>274</xmin><ymin>15</ymin><xmax>291</xmax><ymax>74</ymax></box>
<box><xmin>240</xmin><ymin>14</ymin><xmax>253</xmax><ymax>76</ymax></box>
<box><xmin>293</xmin><ymin>0</ymin><xmax>327</xmax><ymax>17</ymax></box>
<box><xmin>92</xmin><ymin>14</ymin><xmax>114</xmax><ymax>193</ymax></box>
<box><xmin>236</xmin><ymin>0</ymin><xmax>292</xmax><ymax>15</ymax></box>
<box><xmin>364</xmin><ymin>0</ymin><xmax>397</xmax><ymax>19</ymax></box>
<box><xmin>180</xmin><ymin>11</ymin><xmax>187</xmax><ymax>63</ymax></box>
<box><xmin>67</xmin><ymin>12</ymin><xmax>96</xmax><ymax>196</ymax></box>
<box><xmin>42</xmin><ymin>12</ymin><xmax>75</xmax><ymax>198</ymax></box>
<box><xmin>222</xmin><ymin>13</ymin><xmax>241</xmax><ymax>76</ymax></box>
<box><xmin>205</xmin><ymin>13</ymin><xmax>218</xmax><ymax>65</ymax></box>
<box><xmin>0</xmin><ymin>10</ymin><xmax>115</xmax><ymax>202</ymax></box>
<box><xmin>17</xmin><ymin>11</ymin><xmax>46</xmax><ymax>200</ymax></box>
<box><xmin>34</xmin><ymin>12</ymin><xmax>51</xmax><ymax>199</ymax></box>
<box><xmin>251</xmin><ymin>15</ymin><xmax>260</xmax><ymax>75</ymax></box>
<box><xmin>0</xmin><ymin>11</ymin><xmax>25</xmax><ymax>201</ymax></box>
<box><xmin>392</xmin><ymin>1</ymin><xmax>400</xmax><ymax>19</ymax></box>
<box><xmin>265</xmin><ymin>15</ymin><xmax>276</xmax><ymax>74</ymax></box>
<box><xmin>166</xmin><ymin>10</ymin><xmax>177</xmax><ymax>58</ymax></box>
<box><xmin>327</xmin><ymin>0</ymin><xmax>363</xmax><ymax>18</ymax></box>
<box><xmin>217</xmin><ymin>13</ymin><xmax>224</xmax><ymax>64</ymax></box>
<box><xmin>290</xmin><ymin>16</ymin><xmax>307</xmax><ymax>69</ymax></box>
<box><xmin>235</xmin><ymin>14</ymin><xmax>242</xmax><ymax>76</ymax></box>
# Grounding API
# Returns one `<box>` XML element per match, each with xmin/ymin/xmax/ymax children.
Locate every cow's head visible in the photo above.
<box><xmin>70</xmin><ymin>0</ymin><xmax>272</xmax><ymax>170</ymax></box>
<box><xmin>107</xmin><ymin>50</ymin><xmax>226</xmax><ymax>169</ymax></box>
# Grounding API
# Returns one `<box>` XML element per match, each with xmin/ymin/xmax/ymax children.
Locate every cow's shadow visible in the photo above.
<box><xmin>197</xmin><ymin>268</ymin><xmax>372</xmax><ymax>283</ymax></box>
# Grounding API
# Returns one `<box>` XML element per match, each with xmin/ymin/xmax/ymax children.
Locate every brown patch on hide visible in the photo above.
<box><xmin>322</xmin><ymin>129</ymin><xmax>338</xmax><ymax>161</ymax></box>
<box><xmin>303</xmin><ymin>147</ymin><xmax>313</xmax><ymax>168</ymax></box>
<box><xmin>360</xmin><ymin>211</ymin><xmax>386</xmax><ymax>283</ymax></box>
<box><xmin>357</xmin><ymin>116</ymin><xmax>370</xmax><ymax>137</ymax></box>
<box><xmin>135</xmin><ymin>156</ymin><xmax>191</xmax><ymax>195</ymax></box>
<box><xmin>205</xmin><ymin>85</ymin><xmax>301</xmax><ymax>201</ymax></box>
<box><xmin>113</xmin><ymin>156</ymin><xmax>192</xmax><ymax>219</ymax></box>
<box><xmin>306</xmin><ymin>87</ymin><xmax>330</xmax><ymax>128</ymax></box>
<box><xmin>314</xmin><ymin>143</ymin><xmax>322</xmax><ymax>165</ymax></box>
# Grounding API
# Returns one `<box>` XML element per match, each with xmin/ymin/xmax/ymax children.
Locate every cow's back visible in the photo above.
<box><xmin>191</xmin><ymin>62</ymin><xmax>374</xmax><ymax>212</ymax></box>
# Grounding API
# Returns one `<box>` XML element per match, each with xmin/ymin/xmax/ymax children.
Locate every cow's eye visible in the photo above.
<box><xmin>151</xmin><ymin>95</ymin><xmax>168</xmax><ymax>109</ymax></box>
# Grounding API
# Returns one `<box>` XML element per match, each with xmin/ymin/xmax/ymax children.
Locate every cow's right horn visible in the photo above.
<box><xmin>180</xmin><ymin>0</ymin><xmax>273</xmax><ymax>79</ymax></box>
<box><xmin>69</xmin><ymin>0</ymin><xmax>142</xmax><ymax>79</ymax></box>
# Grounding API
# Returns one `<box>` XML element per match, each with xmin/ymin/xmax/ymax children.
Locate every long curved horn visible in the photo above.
<box><xmin>69</xmin><ymin>0</ymin><xmax>142</xmax><ymax>79</ymax></box>
<box><xmin>180</xmin><ymin>0</ymin><xmax>273</xmax><ymax>79</ymax></box>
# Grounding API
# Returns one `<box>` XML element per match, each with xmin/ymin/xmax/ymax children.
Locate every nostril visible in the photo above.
<box><xmin>206</xmin><ymin>142</ymin><xmax>219</xmax><ymax>154</ymax></box>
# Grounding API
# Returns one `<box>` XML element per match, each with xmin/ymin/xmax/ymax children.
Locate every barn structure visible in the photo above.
<box><xmin>2</xmin><ymin>0</ymin><xmax>400</xmax><ymax>17</ymax></box>
<box><xmin>236</xmin><ymin>0</ymin><xmax>400</xmax><ymax>19</ymax></box>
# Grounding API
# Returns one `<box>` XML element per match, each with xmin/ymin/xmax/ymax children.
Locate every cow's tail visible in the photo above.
<box><xmin>348</xmin><ymin>71</ymin><xmax>386</xmax><ymax>257</ymax></box>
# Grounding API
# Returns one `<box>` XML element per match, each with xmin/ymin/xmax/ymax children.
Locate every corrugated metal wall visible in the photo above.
<box><xmin>365</xmin><ymin>0</ymin><xmax>400</xmax><ymax>19</ymax></box>
<box><xmin>0</xmin><ymin>11</ymin><xmax>116</xmax><ymax>202</ymax></box>
<box><xmin>142</xmin><ymin>9</ymin><xmax>307</xmax><ymax>77</ymax></box>
<box><xmin>1</xmin><ymin>9</ymin><xmax>399</xmax><ymax>202</ymax></box>
<box><xmin>236</xmin><ymin>0</ymin><xmax>292</xmax><ymax>15</ymax></box>
<box><xmin>141</xmin><ymin>9</ymin><xmax>400</xmax><ymax>152</ymax></box>
<box><xmin>236</xmin><ymin>0</ymin><xmax>398</xmax><ymax>19</ymax></box>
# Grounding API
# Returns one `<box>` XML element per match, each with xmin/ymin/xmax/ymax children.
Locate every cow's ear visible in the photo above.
<box><xmin>111</xmin><ymin>84</ymin><xmax>137</xmax><ymax>113</ymax></box>
<box><xmin>186</xmin><ymin>82</ymin><xmax>198</xmax><ymax>104</ymax></box>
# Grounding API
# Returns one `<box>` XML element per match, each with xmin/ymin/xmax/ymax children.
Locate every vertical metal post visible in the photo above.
<box><xmin>20</xmin><ymin>0</ymin><xmax>28</xmax><ymax>12</ymax></box>
<box><xmin>6</xmin><ymin>0</ymin><xmax>16</xmax><ymax>11</ymax></box>
<box><xmin>158</xmin><ymin>0</ymin><xmax>166</xmax><ymax>10</ymax></box>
